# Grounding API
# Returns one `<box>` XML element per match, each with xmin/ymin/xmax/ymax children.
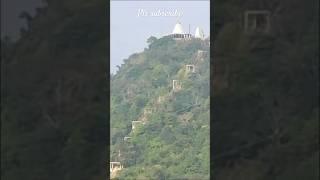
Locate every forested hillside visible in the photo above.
<box><xmin>110</xmin><ymin>36</ymin><xmax>210</xmax><ymax>179</ymax></box>
<box><xmin>1</xmin><ymin>0</ymin><xmax>318</xmax><ymax>180</ymax></box>
<box><xmin>212</xmin><ymin>0</ymin><xmax>319</xmax><ymax>179</ymax></box>
<box><xmin>1</xmin><ymin>1</ymin><xmax>108</xmax><ymax>179</ymax></box>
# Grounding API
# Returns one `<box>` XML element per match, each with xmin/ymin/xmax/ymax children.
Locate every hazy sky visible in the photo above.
<box><xmin>111</xmin><ymin>1</ymin><xmax>210</xmax><ymax>74</ymax></box>
<box><xmin>1</xmin><ymin>0</ymin><xmax>210</xmax><ymax>74</ymax></box>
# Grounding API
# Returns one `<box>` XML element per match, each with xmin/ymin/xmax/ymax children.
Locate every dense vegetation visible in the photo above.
<box><xmin>1</xmin><ymin>1</ymin><xmax>108</xmax><ymax>180</ymax></box>
<box><xmin>110</xmin><ymin>36</ymin><xmax>210</xmax><ymax>179</ymax></box>
<box><xmin>1</xmin><ymin>0</ymin><xmax>318</xmax><ymax>179</ymax></box>
<box><xmin>212</xmin><ymin>0</ymin><xmax>319</xmax><ymax>179</ymax></box>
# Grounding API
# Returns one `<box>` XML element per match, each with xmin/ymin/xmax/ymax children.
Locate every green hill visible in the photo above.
<box><xmin>212</xmin><ymin>0</ymin><xmax>319</xmax><ymax>179</ymax></box>
<box><xmin>1</xmin><ymin>1</ymin><xmax>108</xmax><ymax>179</ymax></box>
<box><xmin>1</xmin><ymin>0</ymin><xmax>318</xmax><ymax>180</ymax></box>
<box><xmin>110</xmin><ymin>36</ymin><xmax>210</xmax><ymax>179</ymax></box>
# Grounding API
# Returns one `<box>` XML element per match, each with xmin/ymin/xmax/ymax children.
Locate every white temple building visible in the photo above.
<box><xmin>195</xmin><ymin>27</ymin><xmax>205</xmax><ymax>39</ymax></box>
<box><xmin>171</xmin><ymin>22</ymin><xmax>192</xmax><ymax>40</ymax></box>
<box><xmin>172</xmin><ymin>22</ymin><xmax>184</xmax><ymax>34</ymax></box>
<box><xmin>169</xmin><ymin>22</ymin><xmax>207</xmax><ymax>40</ymax></box>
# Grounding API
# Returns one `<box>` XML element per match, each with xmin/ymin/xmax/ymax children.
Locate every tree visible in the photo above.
<box><xmin>147</xmin><ymin>36</ymin><xmax>157</xmax><ymax>45</ymax></box>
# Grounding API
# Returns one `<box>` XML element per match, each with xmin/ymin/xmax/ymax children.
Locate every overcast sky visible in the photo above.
<box><xmin>111</xmin><ymin>1</ymin><xmax>210</xmax><ymax>74</ymax></box>
<box><xmin>1</xmin><ymin>0</ymin><xmax>210</xmax><ymax>74</ymax></box>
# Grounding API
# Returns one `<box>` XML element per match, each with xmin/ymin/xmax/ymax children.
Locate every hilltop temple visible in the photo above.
<box><xmin>170</xmin><ymin>22</ymin><xmax>206</xmax><ymax>40</ymax></box>
<box><xmin>171</xmin><ymin>22</ymin><xmax>192</xmax><ymax>40</ymax></box>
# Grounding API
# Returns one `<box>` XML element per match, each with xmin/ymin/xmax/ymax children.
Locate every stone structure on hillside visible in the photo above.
<box><xmin>196</xmin><ymin>50</ymin><xmax>208</xmax><ymax>61</ymax></box>
<box><xmin>186</xmin><ymin>64</ymin><xmax>196</xmax><ymax>73</ymax></box>
<box><xmin>157</xmin><ymin>96</ymin><xmax>165</xmax><ymax>103</ymax></box>
<box><xmin>132</xmin><ymin>121</ymin><xmax>143</xmax><ymax>130</ymax></box>
<box><xmin>172</xmin><ymin>80</ymin><xmax>182</xmax><ymax>91</ymax></box>
<box><xmin>244</xmin><ymin>10</ymin><xmax>271</xmax><ymax>33</ymax></box>
<box><xmin>110</xmin><ymin>162</ymin><xmax>123</xmax><ymax>179</ymax></box>
<box><xmin>143</xmin><ymin>108</ymin><xmax>153</xmax><ymax>115</ymax></box>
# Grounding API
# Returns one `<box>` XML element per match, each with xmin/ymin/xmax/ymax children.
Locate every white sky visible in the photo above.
<box><xmin>111</xmin><ymin>1</ymin><xmax>210</xmax><ymax>74</ymax></box>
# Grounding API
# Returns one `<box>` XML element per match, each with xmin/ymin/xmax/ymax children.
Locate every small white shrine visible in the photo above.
<box><xmin>172</xmin><ymin>80</ymin><xmax>182</xmax><ymax>91</ymax></box>
<box><xmin>110</xmin><ymin>162</ymin><xmax>123</xmax><ymax>173</ymax></box>
<box><xmin>186</xmin><ymin>64</ymin><xmax>196</xmax><ymax>73</ymax></box>
<box><xmin>195</xmin><ymin>27</ymin><xmax>205</xmax><ymax>39</ymax></box>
